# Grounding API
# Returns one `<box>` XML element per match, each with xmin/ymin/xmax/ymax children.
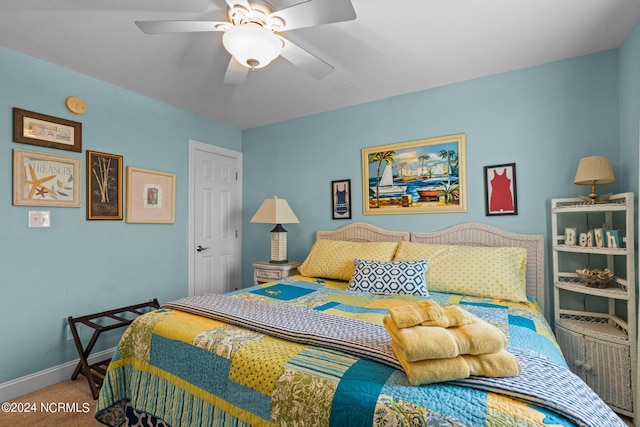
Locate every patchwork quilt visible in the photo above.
<box><xmin>96</xmin><ymin>276</ymin><xmax>625</xmax><ymax>427</ymax></box>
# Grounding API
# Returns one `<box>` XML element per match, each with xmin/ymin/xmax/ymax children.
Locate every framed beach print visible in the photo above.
<box><xmin>126</xmin><ymin>166</ymin><xmax>175</xmax><ymax>224</ymax></box>
<box><xmin>484</xmin><ymin>163</ymin><xmax>518</xmax><ymax>216</ymax></box>
<box><xmin>362</xmin><ymin>133</ymin><xmax>466</xmax><ymax>215</ymax></box>
<box><xmin>332</xmin><ymin>179</ymin><xmax>352</xmax><ymax>219</ymax></box>
<box><xmin>13</xmin><ymin>108</ymin><xmax>82</xmax><ymax>152</ymax></box>
<box><xmin>13</xmin><ymin>148</ymin><xmax>81</xmax><ymax>207</ymax></box>
<box><xmin>87</xmin><ymin>151</ymin><xmax>123</xmax><ymax>220</ymax></box>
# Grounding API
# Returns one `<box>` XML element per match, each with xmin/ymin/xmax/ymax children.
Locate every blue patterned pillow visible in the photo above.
<box><xmin>347</xmin><ymin>258</ymin><xmax>429</xmax><ymax>296</ymax></box>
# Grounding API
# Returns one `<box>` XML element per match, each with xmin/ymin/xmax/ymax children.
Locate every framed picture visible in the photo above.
<box><xmin>13</xmin><ymin>108</ymin><xmax>82</xmax><ymax>152</ymax></box>
<box><xmin>362</xmin><ymin>133</ymin><xmax>466</xmax><ymax>215</ymax></box>
<box><xmin>87</xmin><ymin>151</ymin><xmax>123</xmax><ymax>220</ymax></box>
<box><xmin>13</xmin><ymin>148</ymin><xmax>81</xmax><ymax>207</ymax></box>
<box><xmin>332</xmin><ymin>179</ymin><xmax>352</xmax><ymax>219</ymax></box>
<box><xmin>484</xmin><ymin>163</ymin><xmax>518</xmax><ymax>216</ymax></box>
<box><xmin>126</xmin><ymin>166</ymin><xmax>176</xmax><ymax>224</ymax></box>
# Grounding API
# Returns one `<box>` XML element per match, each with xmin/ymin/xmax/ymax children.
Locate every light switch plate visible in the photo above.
<box><xmin>29</xmin><ymin>211</ymin><xmax>51</xmax><ymax>228</ymax></box>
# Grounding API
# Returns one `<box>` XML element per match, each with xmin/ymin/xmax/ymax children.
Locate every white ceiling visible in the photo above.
<box><xmin>1</xmin><ymin>0</ymin><xmax>639</xmax><ymax>130</ymax></box>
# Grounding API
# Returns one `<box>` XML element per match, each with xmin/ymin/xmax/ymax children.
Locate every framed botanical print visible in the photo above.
<box><xmin>126</xmin><ymin>166</ymin><xmax>176</xmax><ymax>223</ymax></box>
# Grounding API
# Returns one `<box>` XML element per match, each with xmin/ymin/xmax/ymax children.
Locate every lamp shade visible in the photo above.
<box><xmin>250</xmin><ymin>196</ymin><xmax>299</xmax><ymax>224</ymax></box>
<box><xmin>222</xmin><ymin>23</ymin><xmax>282</xmax><ymax>69</ymax></box>
<box><xmin>574</xmin><ymin>156</ymin><xmax>615</xmax><ymax>185</ymax></box>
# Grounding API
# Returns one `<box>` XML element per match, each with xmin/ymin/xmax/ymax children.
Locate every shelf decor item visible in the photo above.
<box><xmin>574</xmin><ymin>156</ymin><xmax>615</xmax><ymax>203</ymax></box>
<box><xmin>575</xmin><ymin>268</ymin><xmax>615</xmax><ymax>288</ymax></box>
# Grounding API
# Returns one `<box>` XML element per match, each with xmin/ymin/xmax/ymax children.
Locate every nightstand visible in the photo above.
<box><xmin>253</xmin><ymin>261</ymin><xmax>301</xmax><ymax>285</ymax></box>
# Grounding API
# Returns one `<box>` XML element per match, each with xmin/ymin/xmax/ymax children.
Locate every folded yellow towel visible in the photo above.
<box><xmin>388</xmin><ymin>301</ymin><xmax>473</xmax><ymax>329</ymax></box>
<box><xmin>392</xmin><ymin>342</ymin><xmax>522</xmax><ymax>386</ymax></box>
<box><xmin>387</xmin><ymin>300</ymin><xmax>444</xmax><ymax>329</ymax></box>
<box><xmin>421</xmin><ymin>306</ymin><xmax>475</xmax><ymax>328</ymax></box>
<box><xmin>383</xmin><ymin>314</ymin><xmax>508</xmax><ymax>362</ymax></box>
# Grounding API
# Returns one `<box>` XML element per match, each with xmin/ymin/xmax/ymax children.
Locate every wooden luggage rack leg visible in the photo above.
<box><xmin>67</xmin><ymin>299</ymin><xmax>160</xmax><ymax>399</ymax></box>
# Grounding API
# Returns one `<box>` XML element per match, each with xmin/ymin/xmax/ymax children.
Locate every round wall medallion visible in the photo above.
<box><xmin>65</xmin><ymin>96</ymin><xmax>86</xmax><ymax>115</ymax></box>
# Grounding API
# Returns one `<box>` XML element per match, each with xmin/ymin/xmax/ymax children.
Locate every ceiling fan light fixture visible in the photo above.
<box><xmin>222</xmin><ymin>23</ymin><xmax>282</xmax><ymax>69</ymax></box>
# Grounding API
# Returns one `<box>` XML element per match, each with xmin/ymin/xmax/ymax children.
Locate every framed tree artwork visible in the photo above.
<box><xmin>483</xmin><ymin>163</ymin><xmax>518</xmax><ymax>216</ymax></box>
<box><xmin>87</xmin><ymin>151</ymin><xmax>123</xmax><ymax>220</ymax></box>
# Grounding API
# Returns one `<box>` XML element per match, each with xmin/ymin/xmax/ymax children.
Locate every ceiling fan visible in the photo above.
<box><xmin>135</xmin><ymin>0</ymin><xmax>356</xmax><ymax>84</ymax></box>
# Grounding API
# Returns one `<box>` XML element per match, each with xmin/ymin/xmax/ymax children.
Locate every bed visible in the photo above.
<box><xmin>96</xmin><ymin>222</ymin><xmax>625</xmax><ymax>427</ymax></box>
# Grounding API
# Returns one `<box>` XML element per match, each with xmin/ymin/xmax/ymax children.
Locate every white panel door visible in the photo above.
<box><xmin>189</xmin><ymin>141</ymin><xmax>242</xmax><ymax>296</ymax></box>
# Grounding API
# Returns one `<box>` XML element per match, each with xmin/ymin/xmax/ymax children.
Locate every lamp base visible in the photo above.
<box><xmin>269</xmin><ymin>224</ymin><xmax>288</xmax><ymax>264</ymax></box>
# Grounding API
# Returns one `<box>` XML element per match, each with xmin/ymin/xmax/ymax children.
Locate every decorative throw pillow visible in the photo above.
<box><xmin>347</xmin><ymin>258</ymin><xmax>429</xmax><ymax>296</ymax></box>
<box><xmin>298</xmin><ymin>240</ymin><xmax>399</xmax><ymax>281</ymax></box>
<box><xmin>393</xmin><ymin>241</ymin><xmax>527</xmax><ymax>302</ymax></box>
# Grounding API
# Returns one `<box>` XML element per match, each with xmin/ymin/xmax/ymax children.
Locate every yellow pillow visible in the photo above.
<box><xmin>393</xmin><ymin>241</ymin><xmax>527</xmax><ymax>302</ymax></box>
<box><xmin>298</xmin><ymin>240</ymin><xmax>399</xmax><ymax>281</ymax></box>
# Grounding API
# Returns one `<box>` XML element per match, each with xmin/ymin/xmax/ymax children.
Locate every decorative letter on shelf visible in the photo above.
<box><xmin>565</xmin><ymin>228</ymin><xmax>577</xmax><ymax>246</ymax></box>
<box><xmin>606</xmin><ymin>230</ymin><xmax>620</xmax><ymax>248</ymax></box>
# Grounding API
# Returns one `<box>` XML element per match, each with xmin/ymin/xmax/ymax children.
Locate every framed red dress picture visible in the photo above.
<box><xmin>484</xmin><ymin>163</ymin><xmax>517</xmax><ymax>216</ymax></box>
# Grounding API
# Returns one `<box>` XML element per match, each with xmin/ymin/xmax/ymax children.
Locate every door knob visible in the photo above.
<box><xmin>196</xmin><ymin>245</ymin><xmax>210</xmax><ymax>252</ymax></box>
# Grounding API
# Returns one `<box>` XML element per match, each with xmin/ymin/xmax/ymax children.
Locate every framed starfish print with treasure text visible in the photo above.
<box><xmin>13</xmin><ymin>149</ymin><xmax>81</xmax><ymax>207</ymax></box>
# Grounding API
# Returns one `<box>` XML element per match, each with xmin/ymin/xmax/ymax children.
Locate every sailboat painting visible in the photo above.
<box><xmin>362</xmin><ymin>134</ymin><xmax>467</xmax><ymax>215</ymax></box>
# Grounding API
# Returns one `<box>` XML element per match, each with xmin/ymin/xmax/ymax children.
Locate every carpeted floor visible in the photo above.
<box><xmin>0</xmin><ymin>379</ymin><xmax>103</xmax><ymax>426</ymax></box>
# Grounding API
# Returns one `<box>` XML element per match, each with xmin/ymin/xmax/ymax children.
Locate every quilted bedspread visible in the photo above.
<box><xmin>95</xmin><ymin>276</ymin><xmax>625</xmax><ymax>427</ymax></box>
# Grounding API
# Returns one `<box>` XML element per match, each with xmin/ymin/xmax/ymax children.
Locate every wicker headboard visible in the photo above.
<box><xmin>314</xmin><ymin>222</ymin><xmax>545</xmax><ymax>312</ymax></box>
<box><xmin>316</xmin><ymin>222</ymin><xmax>409</xmax><ymax>243</ymax></box>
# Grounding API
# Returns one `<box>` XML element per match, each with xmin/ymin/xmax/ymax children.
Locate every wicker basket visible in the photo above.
<box><xmin>576</xmin><ymin>268</ymin><xmax>615</xmax><ymax>288</ymax></box>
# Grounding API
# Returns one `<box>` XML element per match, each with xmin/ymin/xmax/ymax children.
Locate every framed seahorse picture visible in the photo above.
<box><xmin>331</xmin><ymin>179</ymin><xmax>352</xmax><ymax>220</ymax></box>
<box><xmin>483</xmin><ymin>163</ymin><xmax>518</xmax><ymax>216</ymax></box>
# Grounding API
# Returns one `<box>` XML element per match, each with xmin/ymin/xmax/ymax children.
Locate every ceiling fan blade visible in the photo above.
<box><xmin>135</xmin><ymin>20</ymin><xmax>230</xmax><ymax>34</ymax></box>
<box><xmin>271</xmin><ymin>0</ymin><xmax>356</xmax><ymax>31</ymax></box>
<box><xmin>279</xmin><ymin>37</ymin><xmax>333</xmax><ymax>80</ymax></box>
<box><xmin>223</xmin><ymin>57</ymin><xmax>250</xmax><ymax>84</ymax></box>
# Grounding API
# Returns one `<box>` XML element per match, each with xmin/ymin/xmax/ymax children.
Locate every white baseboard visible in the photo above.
<box><xmin>0</xmin><ymin>347</ymin><xmax>115</xmax><ymax>402</ymax></box>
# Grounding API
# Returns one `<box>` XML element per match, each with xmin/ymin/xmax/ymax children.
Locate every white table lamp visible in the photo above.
<box><xmin>250</xmin><ymin>196</ymin><xmax>299</xmax><ymax>263</ymax></box>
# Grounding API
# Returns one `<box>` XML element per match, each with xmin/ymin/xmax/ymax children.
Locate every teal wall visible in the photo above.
<box><xmin>242</xmin><ymin>49</ymin><xmax>622</xmax><ymax>322</ymax></box>
<box><xmin>620</xmin><ymin>22</ymin><xmax>640</xmax><ymax>198</ymax></box>
<box><xmin>0</xmin><ymin>46</ymin><xmax>242</xmax><ymax>383</ymax></box>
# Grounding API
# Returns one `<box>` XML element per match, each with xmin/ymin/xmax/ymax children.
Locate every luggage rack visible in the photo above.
<box><xmin>67</xmin><ymin>299</ymin><xmax>160</xmax><ymax>399</ymax></box>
